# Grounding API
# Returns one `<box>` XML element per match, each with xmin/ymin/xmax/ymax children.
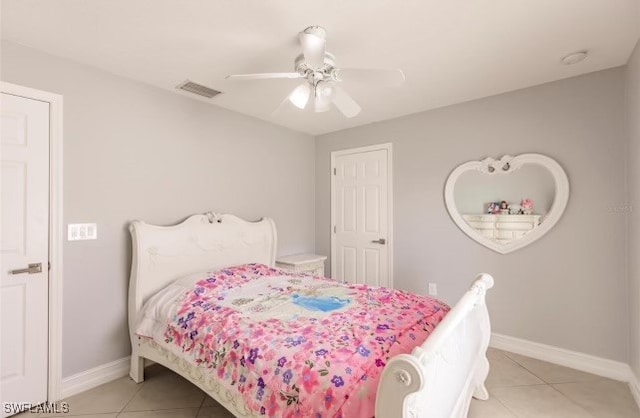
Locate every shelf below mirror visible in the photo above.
<box><xmin>462</xmin><ymin>214</ymin><xmax>541</xmax><ymax>244</ymax></box>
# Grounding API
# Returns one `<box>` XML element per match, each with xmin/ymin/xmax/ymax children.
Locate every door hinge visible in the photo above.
<box><xmin>333</xmin><ymin>168</ymin><xmax>336</xmax><ymax>175</ymax></box>
<box><xmin>48</xmin><ymin>261</ymin><xmax>51</xmax><ymax>271</ymax></box>
<box><xmin>333</xmin><ymin>225</ymin><xmax>336</xmax><ymax>233</ymax></box>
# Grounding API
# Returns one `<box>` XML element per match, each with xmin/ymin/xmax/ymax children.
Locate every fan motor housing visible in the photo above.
<box><xmin>295</xmin><ymin>52</ymin><xmax>336</xmax><ymax>79</ymax></box>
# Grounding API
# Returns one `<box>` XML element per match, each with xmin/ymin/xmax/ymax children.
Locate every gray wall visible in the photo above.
<box><xmin>1</xmin><ymin>41</ymin><xmax>316</xmax><ymax>378</ymax></box>
<box><xmin>626</xmin><ymin>39</ymin><xmax>640</xmax><ymax>381</ymax></box>
<box><xmin>316</xmin><ymin>68</ymin><xmax>629</xmax><ymax>362</ymax></box>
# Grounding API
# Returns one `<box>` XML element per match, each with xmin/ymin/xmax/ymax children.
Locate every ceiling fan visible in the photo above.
<box><xmin>226</xmin><ymin>26</ymin><xmax>405</xmax><ymax>118</ymax></box>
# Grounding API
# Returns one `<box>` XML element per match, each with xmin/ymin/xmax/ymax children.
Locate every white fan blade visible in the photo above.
<box><xmin>226</xmin><ymin>72</ymin><xmax>303</xmax><ymax>80</ymax></box>
<box><xmin>332</xmin><ymin>86</ymin><xmax>361</xmax><ymax>118</ymax></box>
<box><xmin>288</xmin><ymin>83</ymin><xmax>311</xmax><ymax>109</ymax></box>
<box><xmin>334</xmin><ymin>68</ymin><xmax>405</xmax><ymax>86</ymax></box>
<box><xmin>272</xmin><ymin>84</ymin><xmax>311</xmax><ymax>117</ymax></box>
<box><xmin>314</xmin><ymin>82</ymin><xmax>334</xmax><ymax>112</ymax></box>
<box><xmin>271</xmin><ymin>95</ymin><xmax>292</xmax><ymax>117</ymax></box>
<box><xmin>299</xmin><ymin>32</ymin><xmax>326</xmax><ymax>69</ymax></box>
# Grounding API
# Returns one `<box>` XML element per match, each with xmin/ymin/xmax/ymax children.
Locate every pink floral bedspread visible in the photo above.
<box><xmin>160</xmin><ymin>264</ymin><xmax>449</xmax><ymax>418</ymax></box>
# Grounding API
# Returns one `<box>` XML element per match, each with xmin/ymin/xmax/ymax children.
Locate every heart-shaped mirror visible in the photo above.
<box><xmin>444</xmin><ymin>154</ymin><xmax>569</xmax><ymax>254</ymax></box>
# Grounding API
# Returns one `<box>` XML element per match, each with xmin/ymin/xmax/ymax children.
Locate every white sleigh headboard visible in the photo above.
<box><xmin>128</xmin><ymin>212</ymin><xmax>277</xmax><ymax>324</ymax></box>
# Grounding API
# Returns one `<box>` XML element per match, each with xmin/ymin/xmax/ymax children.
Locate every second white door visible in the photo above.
<box><xmin>331</xmin><ymin>145</ymin><xmax>391</xmax><ymax>287</ymax></box>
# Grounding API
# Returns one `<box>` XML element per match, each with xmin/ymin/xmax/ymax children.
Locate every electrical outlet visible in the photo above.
<box><xmin>428</xmin><ymin>282</ymin><xmax>438</xmax><ymax>296</ymax></box>
<box><xmin>68</xmin><ymin>223</ymin><xmax>97</xmax><ymax>241</ymax></box>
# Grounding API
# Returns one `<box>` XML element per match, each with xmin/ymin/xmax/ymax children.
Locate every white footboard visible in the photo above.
<box><xmin>376</xmin><ymin>274</ymin><xmax>494</xmax><ymax>418</ymax></box>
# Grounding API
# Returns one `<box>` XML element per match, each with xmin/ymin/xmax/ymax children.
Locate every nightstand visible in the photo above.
<box><xmin>275</xmin><ymin>253</ymin><xmax>327</xmax><ymax>277</ymax></box>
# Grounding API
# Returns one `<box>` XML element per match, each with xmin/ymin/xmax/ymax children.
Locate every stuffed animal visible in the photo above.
<box><xmin>487</xmin><ymin>202</ymin><xmax>501</xmax><ymax>214</ymax></box>
<box><xmin>499</xmin><ymin>200</ymin><xmax>510</xmax><ymax>215</ymax></box>
<box><xmin>520</xmin><ymin>198</ymin><xmax>534</xmax><ymax>215</ymax></box>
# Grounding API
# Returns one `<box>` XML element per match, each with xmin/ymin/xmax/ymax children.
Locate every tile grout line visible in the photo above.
<box><xmin>545</xmin><ymin>384</ymin><xmax>597</xmax><ymax>417</ymax></box>
<box><xmin>196</xmin><ymin>393</ymin><xmax>207</xmax><ymax>417</ymax></box>
<box><xmin>488</xmin><ymin>383</ymin><xmax>548</xmax><ymax>389</ymax></box>
<box><xmin>500</xmin><ymin>350</ymin><xmax>611</xmax><ymax>385</ymax></box>
<box><xmin>491</xmin><ymin>393</ymin><xmax>520</xmax><ymax>418</ymax></box>
<box><xmin>490</xmin><ymin>382</ymin><xmax>595</xmax><ymax>418</ymax></box>
<box><xmin>116</xmin><ymin>376</ymin><xmax>146</xmax><ymax>417</ymax></box>
<box><xmin>490</xmin><ymin>381</ymin><xmax>595</xmax><ymax>418</ymax></box>
<box><xmin>497</xmin><ymin>353</ymin><xmax>549</xmax><ymax>384</ymax></box>
<box><xmin>488</xmin><ymin>349</ymin><xmax>610</xmax><ymax>417</ymax></box>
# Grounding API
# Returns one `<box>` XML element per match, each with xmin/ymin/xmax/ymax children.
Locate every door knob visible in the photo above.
<box><xmin>9</xmin><ymin>263</ymin><xmax>42</xmax><ymax>275</ymax></box>
<box><xmin>371</xmin><ymin>238</ymin><xmax>386</xmax><ymax>245</ymax></box>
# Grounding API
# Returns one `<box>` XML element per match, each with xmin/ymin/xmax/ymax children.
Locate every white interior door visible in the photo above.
<box><xmin>1</xmin><ymin>93</ymin><xmax>50</xmax><ymax>417</ymax></box>
<box><xmin>332</xmin><ymin>145</ymin><xmax>391</xmax><ymax>287</ymax></box>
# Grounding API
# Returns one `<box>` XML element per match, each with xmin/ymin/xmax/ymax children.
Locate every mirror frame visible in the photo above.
<box><xmin>444</xmin><ymin>153</ymin><xmax>570</xmax><ymax>254</ymax></box>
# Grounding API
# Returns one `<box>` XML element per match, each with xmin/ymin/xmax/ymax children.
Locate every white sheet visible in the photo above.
<box><xmin>135</xmin><ymin>272</ymin><xmax>203</xmax><ymax>339</ymax></box>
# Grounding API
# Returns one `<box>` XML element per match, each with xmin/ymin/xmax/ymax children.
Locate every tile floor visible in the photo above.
<box><xmin>17</xmin><ymin>348</ymin><xmax>640</xmax><ymax>418</ymax></box>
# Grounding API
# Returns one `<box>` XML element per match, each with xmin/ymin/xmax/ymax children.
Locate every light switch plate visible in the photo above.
<box><xmin>428</xmin><ymin>282</ymin><xmax>438</xmax><ymax>296</ymax></box>
<box><xmin>68</xmin><ymin>223</ymin><xmax>97</xmax><ymax>241</ymax></box>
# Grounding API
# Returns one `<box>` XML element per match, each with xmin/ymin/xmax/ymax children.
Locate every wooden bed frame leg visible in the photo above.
<box><xmin>130</xmin><ymin>353</ymin><xmax>144</xmax><ymax>383</ymax></box>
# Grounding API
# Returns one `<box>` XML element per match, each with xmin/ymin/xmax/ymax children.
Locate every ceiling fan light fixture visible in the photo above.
<box><xmin>314</xmin><ymin>95</ymin><xmax>332</xmax><ymax>112</ymax></box>
<box><xmin>320</xmin><ymin>85</ymin><xmax>333</xmax><ymax>97</ymax></box>
<box><xmin>289</xmin><ymin>84</ymin><xmax>311</xmax><ymax>109</ymax></box>
<box><xmin>227</xmin><ymin>26</ymin><xmax>404</xmax><ymax>119</ymax></box>
<box><xmin>313</xmin><ymin>81</ymin><xmax>334</xmax><ymax>112</ymax></box>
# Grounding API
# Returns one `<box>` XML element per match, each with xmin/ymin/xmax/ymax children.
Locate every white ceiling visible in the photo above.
<box><xmin>2</xmin><ymin>0</ymin><xmax>639</xmax><ymax>135</ymax></box>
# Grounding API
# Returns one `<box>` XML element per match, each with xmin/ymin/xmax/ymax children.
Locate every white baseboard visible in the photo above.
<box><xmin>61</xmin><ymin>356</ymin><xmax>131</xmax><ymax>399</ymax></box>
<box><xmin>490</xmin><ymin>333</ymin><xmax>631</xmax><ymax>382</ymax></box>
<box><xmin>60</xmin><ymin>356</ymin><xmax>157</xmax><ymax>399</ymax></box>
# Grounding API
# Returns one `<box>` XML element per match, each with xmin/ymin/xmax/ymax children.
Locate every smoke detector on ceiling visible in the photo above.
<box><xmin>561</xmin><ymin>50</ymin><xmax>589</xmax><ymax>65</ymax></box>
<box><xmin>176</xmin><ymin>80</ymin><xmax>222</xmax><ymax>98</ymax></box>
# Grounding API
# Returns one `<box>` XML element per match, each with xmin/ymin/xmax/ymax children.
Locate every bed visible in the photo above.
<box><xmin>128</xmin><ymin>212</ymin><xmax>494</xmax><ymax>418</ymax></box>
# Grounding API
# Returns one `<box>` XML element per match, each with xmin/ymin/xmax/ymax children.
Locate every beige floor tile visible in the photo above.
<box><xmin>196</xmin><ymin>405</ymin><xmax>235</xmax><ymax>417</ymax></box>
<box><xmin>17</xmin><ymin>414</ymin><xmax>117</xmax><ymax>418</ymax></box>
<box><xmin>552</xmin><ymin>379</ymin><xmax>640</xmax><ymax>418</ymax></box>
<box><xmin>201</xmin><ymin>396</ymin><xmax>222</xmax><ymax>407</ymax></box>
<box><xmin>468</xmin><ymin>397</ymin><xmax>517</xmax><ymax>418</ymax></box>
<box><xmin>117</xmin><ymin>408</ymin><xmax>198</xmax><ymax>417</ymax></box>
<box><xmin>198</xmin><ymin>392</ymin><xmax>242</xmax><ymax>416</ymax></box>
<box><xmin>504</xmin><ymin>352</ymin><xmax>603</xmax><ymax>384</ymax></box>
<box><xmin>123</xmin><ymin>366</ymin><xmax>204</xmax><ymax>412</ymax></box>
<box><xmin>487</xmin><ymin>347</ymin><xmax>510</xmax><ymax>362</ymax></box>
<box><xmin>68</xmin><ymin>415</ymin><xmax>118</xmax><ymax>418</ymax></box>
<box><xmin>492</xmin><ymin>385</ymin><xmax>595</xmax><ymax>417</ymax></box>
<box><xmin>486</xmin><ymin>355</ymin><xmax>545</xmax><ymax>388</ymax></box>
<box><xmin>141</xmin><ymin>364</ymin><xmax>171</xmax><ymax>379</ymax></box>
<box><xmin>21</xmin><ymin>377</ymin><xmax>142</xmax><ymax>417</ymax></box>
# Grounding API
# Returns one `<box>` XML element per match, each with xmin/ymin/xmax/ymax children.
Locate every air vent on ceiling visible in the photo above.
<box><xmin>176</xmin><ymin>80</ymin><xmax>222</xmax><ymax>98</ymax></box>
